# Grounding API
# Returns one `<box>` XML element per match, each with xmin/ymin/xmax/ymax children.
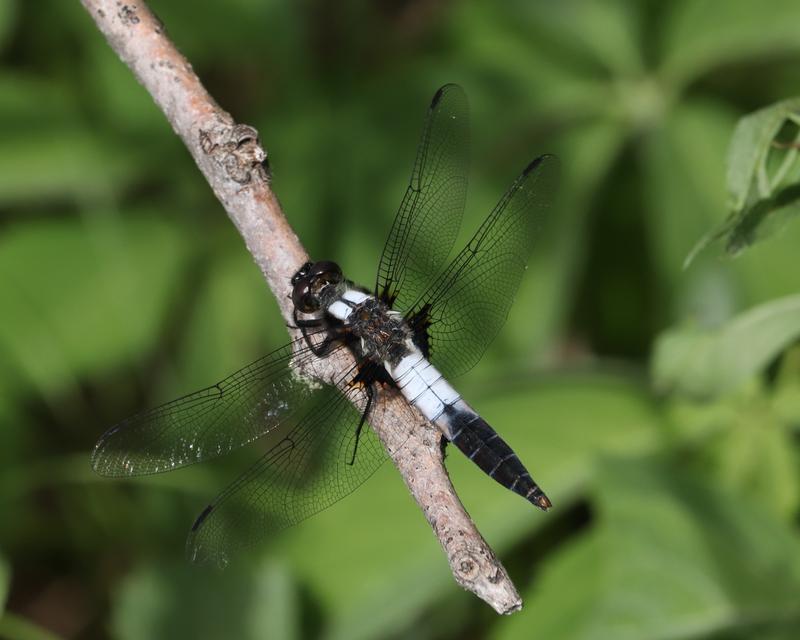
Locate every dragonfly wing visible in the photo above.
<box><xmin>186</xmin><ymin>375</ymin><xmax>395</xmax><ymax>566</ymax></box>
<box><xmin>91</xmin><ymin>335</ymin><xmax>341</xmax><ymax>477</ymax></box>
<box><xmin>406</xmin><ymin>154</ymin><xmax>559</xmax><ymax>378</ymax></box>
<box><xmin>376</xmin><ymin>84</ymin><xmax>469</xmax><ymax>311</ymax></box>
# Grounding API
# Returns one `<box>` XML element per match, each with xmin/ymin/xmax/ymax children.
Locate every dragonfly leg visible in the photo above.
<box><xmin>293</xmin><ymin>310</ymin><xmax>341</xmax><ymax>357</ymax></box>
<box><xmin>309</xmin><ymin>330</ymin><xmax>346</xmax><ymax>358</ymax></box>
<box><xmin>348</xmin><ymin>384</ymin><xmax>374</xmax><ymax>466</ymax></box>
<box><xmin>290</xmin><ymin>317</ymin><xmax>322</xmax><ymax>329</ymax></box>
<box><xmin>290</xmin><ymin>309</ymin><xmax>325</xmax><ymax>331</ymax></box>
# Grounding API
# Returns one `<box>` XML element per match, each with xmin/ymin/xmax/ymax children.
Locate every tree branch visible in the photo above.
<box><xmin>80</xmin><ymin>0</ymin><xmax>522</xmax><ymax>614</ymax></box>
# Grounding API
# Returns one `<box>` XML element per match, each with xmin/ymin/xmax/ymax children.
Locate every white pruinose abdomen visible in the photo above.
<box><xmin>385</xmin><ymin>345</ymin><xmax>462</xmax><ymax>438</ymax></box>
<box><xmin>326</xmin><ymin>289</ymin><xmax>465</xmax><ymax>439</ymax></box>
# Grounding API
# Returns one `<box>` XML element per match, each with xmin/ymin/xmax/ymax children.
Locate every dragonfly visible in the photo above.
<box><xmin>91</xmin><ymin>84</ymin><xmax>558</xmax><ymax>566</ymax></box>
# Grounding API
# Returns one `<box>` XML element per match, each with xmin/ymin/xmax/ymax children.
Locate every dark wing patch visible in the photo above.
<box><xmin>406</xmin><ymin>302</ymin><xmax>433</xmax><ymax>358</ymax></box>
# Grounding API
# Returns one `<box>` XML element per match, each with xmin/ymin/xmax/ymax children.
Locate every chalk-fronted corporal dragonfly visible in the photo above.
<box><xmin>92</xmin><ymin>84</ymin><xmax>558</xmax><ymax>565</ymax></box>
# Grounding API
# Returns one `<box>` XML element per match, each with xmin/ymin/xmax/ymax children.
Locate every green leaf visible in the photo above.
<box><xmin>0</xmin><ymin>553</ymin><xmax>9</xmax><ymax>613</ymax></box>
<box><xmin>495</xmin><ymin>458</ymin><xmax>800</xmax><ymax>640</ymax></box>
<box><xmin>83</xmin><ymin>38</ymin><xmax>170</xmax><ymax>133</ymax></box>
<box><xmin>517</xmin><ymin>0</ymin><xmax>645</xmax><ymax>77</ymax></box>
<box><xmin>727</xmin><ymin>98</ymin><xmax>800</xmax><ymax>211</ymax></box>
<box><xmin>112</xmin><ymin>559</ymin><xmax>299</xmax><ymax>640</ymax></box>
<box><xmin>661</xmin><ymin>0</ymin><xmax>800</xmax><ymax>90</ymax></box>
<box><xmin>0</xmin><ymin>75</ymin><xmax>72</xmax><ymax>131</ymax></box>
<box><xmin>641</xmin><ymin>99</ymin><xmax>736</xmax><ymax>305</ymax></box>
<box><xmin>773</xmin><ymin>345</ymin><xmax>800</xmax><ymax>428</ymax></box>
<box><xmin>708</xmin><ymin>410</ymin><xmax>800</xmax><ymax>522</ymax></box>
<box><xmin>0</xmin><ymin>75</ymin><xmax>134</xmax><ymax>203</ymax></box>
<box><xmin>491</xmin><ymin>533</ymin><xmax>603</xmax><ymax>640</ymax></box>
<box><xmin>0</xmin><ymin>130</ymin><xmax>130</xmax><ymax>204</ymax></box>
<box><xmin>178</xmin><ymin>243</ymin><xmax>286</xmax><ymax>393</ymax></box>
<box><xmin>0</xmin><ymin>397</ymin><xmax>24</xmax><ymax>482</ymax></box>
<box><xmin>595</xmin><ymin>460</ymin><xmax>800</xmax><ymax>637</ymax></box>
<box><xmin>686</xmin><ymin>187</ymin><xmax>800</xmax><ymax>267</ymax></box>
<box><xmin>0</xmin><ymin>1</ymin><xmax>16</xmax><ymax>52</ymax></box>
<box><xmin>498</xmin><ymin>118</ymin><xmax>628</xmax><ymax>371</ymax></box>
<box><xmin>652</xmin><ymin>293</ymin><xmax>800</xmax><ymax>397</ymax></box>
<box><xmin>247</xmin><ymin>563</ymin><xmax>300</xmax><ymax>640</ymax></box>
<box><xmin>0</xmin><ymin>216</ymin><xmax>188</xmax><ymax>401</ymax></box>
<box><xmin>0</xmin><ymin>612</ymin><xmax>62</xmax><ymax>640</ymax></box>
<box><xmin>686</xmin><ymin>98</ymin><xmax>800</xmax><ymax>265</ymax></box>
<box><xmin>452</xmin><ymin>2</ymin><xmax>615</xmax><ymax>118</ymax></box>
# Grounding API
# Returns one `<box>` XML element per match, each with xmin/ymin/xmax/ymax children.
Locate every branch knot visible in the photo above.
<box><xmin>199</xmin><ymin>123</ymin><xmax>269</xmax><ymax>185</ymax></box>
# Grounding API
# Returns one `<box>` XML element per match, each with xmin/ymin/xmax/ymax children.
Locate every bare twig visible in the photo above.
<box><xmin>80</xmin><ymin>0</ymin><xmax>522</xmax><ymax>613</ymax></box>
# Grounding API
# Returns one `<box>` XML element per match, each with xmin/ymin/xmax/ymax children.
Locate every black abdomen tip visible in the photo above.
<box><xmin>526</xmin><ymin>487</ymin><xmax>552</xmax><ymax>511</ymax></box>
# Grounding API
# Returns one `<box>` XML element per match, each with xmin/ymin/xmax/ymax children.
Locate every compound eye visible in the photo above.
<box><xmin>309</xmin><ymin>261</ymin><xmax>342</xmax><ymax>283</ymax></box>
<box><xmin>291</xmin><ymin>261</ymin><xmax>313</xmax><ymax>285</ymax></box>
<box><xmin>291</xmin><ymin>280</ymin><xmax>318</xmax><ymax>313</ymax></box>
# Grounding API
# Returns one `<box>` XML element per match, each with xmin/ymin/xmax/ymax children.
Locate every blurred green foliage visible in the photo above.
<box><xmin>1</xmin><ymin>1</ymin><xmax>800</xmax><ymax>639</ymax></box>
<box><xmin>687</xmin><ymin>96</ymin><xmax>800</xmax><ymax>263</ymax></box>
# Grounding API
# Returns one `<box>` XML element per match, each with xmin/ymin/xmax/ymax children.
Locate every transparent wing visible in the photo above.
<box><xmin>406</xmin><ymin>155</ymin><xmax>559</xmax><ymax>379</ymax></box>
<box><xmin>375</xmin><ymin>83</ymin><xmax>469</xmax><ymax>311</ymax></box>
<box><xmin>186</xmin><ymin>375</ymin><xmax>407</xmax><ymax>566</ymax></box>
<box><xmin>91</xmin><ymin>334</ymin><xmax>341</xmax><ymax>477</ymax></box>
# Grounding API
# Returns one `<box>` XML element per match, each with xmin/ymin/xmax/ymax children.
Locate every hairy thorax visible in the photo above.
<box><xmin>346</xmin><ymin>297</ymin><xmax>411</xmax><ymax>364</ymax></box>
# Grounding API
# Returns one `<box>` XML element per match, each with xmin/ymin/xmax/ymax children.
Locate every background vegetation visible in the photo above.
<box><xmin>2</xmin><ymin>0</ymin><xmax>800</xmax><ymax>638</ymax></box>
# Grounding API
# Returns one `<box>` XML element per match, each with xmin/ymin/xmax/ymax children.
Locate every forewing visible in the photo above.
<box><xmin>376</xmin><ymin>84</ymin><xmax>469</xmax><ymax>311</ymax></box>
<box><xmin>91</xmin><ymin>336</ymin><xmax>338</xmax><ymax>476</ymax></box>
<box><xmin>186</xmin><ymin>378</ymin><xmax>391</xmax><ymax>566</ymax></box>
<box><xmin>407</xmin><ymin>155</ymin><xmax>559</xmax><ymax>378</ymax></box>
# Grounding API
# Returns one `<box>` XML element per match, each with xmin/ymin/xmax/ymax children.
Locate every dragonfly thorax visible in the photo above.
<box><xmin>347</xmin><ymin>296</ymin><xmax>411</xmax><ymax>364</ymax></box>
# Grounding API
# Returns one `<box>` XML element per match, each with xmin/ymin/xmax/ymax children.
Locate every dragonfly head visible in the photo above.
<box><xmin>291</xmin><ymin>261</ymin><xmax>343</xmax><ymax>313</ymax></box>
